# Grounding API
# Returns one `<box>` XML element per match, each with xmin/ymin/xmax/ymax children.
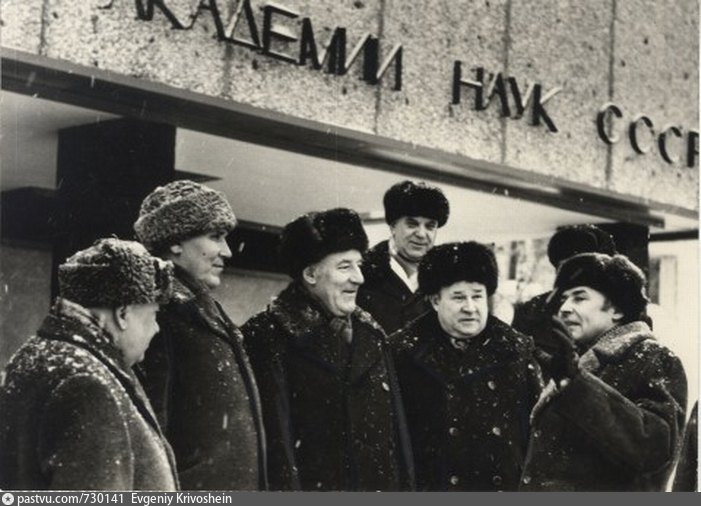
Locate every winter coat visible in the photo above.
<box><xmin>357</xmin><ymin>241</ymin><xmax>431</xmax><ymax>335</ymax></box>
<box><xmin>520</xmin><ymin>321</ymin><xmax>687</xmax><ymax>491</ymax></box>
<box><xmin>390</xmin><ymin>312</ymin><xmax>542</xmax><ymax>491</ymax></box>
<box><xmin>673</xmin><ymin>401</ymin><xmax>698</xmax><ymax>491</ymax></box>
<box><xmin>0</xmin><ymin>298</ymin><xmax>178</xmax><ymax>491</ymax></box>
<box><xmin>241</xmin><ymin>281</ymin><xmax>415</xmax><ymax>491</ymax></box>
<box><xmin>137</xmin><ymin>268</ymin><xmax>267</xmax><ymax>491</ymax></box>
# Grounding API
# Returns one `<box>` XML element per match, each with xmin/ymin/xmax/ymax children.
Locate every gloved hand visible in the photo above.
<box><xmin>539</xmin><ymin>316</ymin><xmax>580</xmax><ymax>385</ymax></box>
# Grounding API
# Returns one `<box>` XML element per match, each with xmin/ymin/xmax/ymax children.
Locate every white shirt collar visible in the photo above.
<box><xmin>388</xmin><ymin>239</ymin><xmax>419</xmax><ymax>293</ymax></box>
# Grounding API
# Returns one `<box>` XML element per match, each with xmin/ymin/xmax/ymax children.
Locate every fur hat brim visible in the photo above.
<box><xmin>554</xmin><ymin>253</ymin><xmax>648</xmax><ymax>322</ymax></box>
<box><xmin>384</xmin><ymin>180</ymin><xmax>450</xmax><ymax>227</ymax></box>
<box><xmin>279</xmin><ymin>208</ymin><xmax>368</xmax><ymax>278</ymax></box>
<box><xmin>418</xmin><ymin>241</ymin><xmax>498</xmax><ymax>296</ymax></box>
<box><xmin>59</xmin><ymin>239</ymin><xmax>174</xmax><ymax>307</ymax></box>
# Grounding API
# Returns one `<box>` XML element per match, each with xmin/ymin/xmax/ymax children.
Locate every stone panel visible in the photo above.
<box><xmin>505</xmin><ymin>0</ymin><xmax>611</xmax><ymax>188</ymax></box>
<box><xmin>1</xmin><ymin>0</ymin><xmax>44</xmax><ymax>54</ymax></box>
<box><xmin>377</xmin><ymin>0</ymin><xmax>507</xmax><ymax>162</ymax></box>
<box><xmin>610</xmin><ymin>0</ymin><xmax>699</xmax><ymax>211</ymax></box>
<box><xmin>42</xmin><ymin>0</ymin><xmax>228</xmax><ymax>98</ymax></box>
<box><xmin>223</xmin><ymin>0</ymin><xmax>380</xmax><ymax>132</ymax></box>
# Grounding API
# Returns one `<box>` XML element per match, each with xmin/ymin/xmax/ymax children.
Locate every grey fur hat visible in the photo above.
<box><xmin>59</xmin><ymin>238</ymin><xmax>174</xmax><ymax>307</ymax></box>
<box><xmin>555</xmin><ymin>253</ymin><xmax>648</xmax><ymax>323</ymax></box>
<box><xmin>279</xmin><ymin>208</ymin><xmax>368</xmax><ymax>278</ymax></box>
<box><xmin>383</xmin><ymin>180</ymin><xmax>450</xmax><ymax>227</ymax></box>
<box><xmin>419</xmin><ymin>241</ymin><xmax>498</xmax><ymax>296</ymax></box>
<box><xmin>134</xmin><ymin>180</ymin><xmax>236</xmax><ymax>252</ymax></box>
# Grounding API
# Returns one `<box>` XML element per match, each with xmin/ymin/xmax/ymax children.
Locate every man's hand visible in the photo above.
<box><xmin>541</xmin><ymin>316</ymin><xmax>580</xmax><ymax>385</ymax></box>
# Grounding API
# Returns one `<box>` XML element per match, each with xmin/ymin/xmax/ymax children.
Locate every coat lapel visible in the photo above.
<box><xmin>348</xmin><ymin>313</ymin><xmax>386</xmax><ymax>385</ymax></box>
<box><xmin>412</xmin><ymin>315</ymin><xmax>519</xmax><ymax>386</ymax></box>
<box><xmin>36</xmin><ymin>306</ymin><xmax>164</xmax><ymax>437</ymax></box>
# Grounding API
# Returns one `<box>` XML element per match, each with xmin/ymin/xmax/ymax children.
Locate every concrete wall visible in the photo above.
<box><xmin>2</xmin><ymin>0</ymin><xmax>698</xmax><ymax>211</ymax></box>
<box><xmin>0</xmin><ymin>244</ymin><xmax>53</xmax><ymax>369</ymax></box>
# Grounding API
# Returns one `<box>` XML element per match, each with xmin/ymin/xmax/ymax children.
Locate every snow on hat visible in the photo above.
<box><xmin>554</xmin><ymin>253</ymin><xmax>648</xmax><ymax>323</ymax></box>
<box><xmin>134</xmin><ymin>180</ymin><xmax>236</xmax><ymax>252</ymax></box>
<box><xmin>59</xmin><ymin>238</ymin><xmax>174</xmax><ymax>307</ymax></box>
<box><xmin>419</xmin><ymin>241</ymin><xmax>498</xmax><ymax>296</ymax></box>
<box><xmin>383</xmin><ymin>180</ymin><xmax>450</xmax><ymax>227</ymax></box>
<box><xmin>279</xmin><ymin>208</ymin><xmax>369</xmax><ymax>278</ymax></box>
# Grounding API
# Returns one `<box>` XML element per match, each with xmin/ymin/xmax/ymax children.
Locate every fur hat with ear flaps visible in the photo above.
<box><xmin>59</xmin><ymin>238</ymin><xmax>174</xmax><ymax>308</ymax></box>
<box><xmin>134</xmin><ymin>180</ymin><xmax>236</xmax><ymax>253</ymax></box>
<box><xmin>383</xmin><ymin>180</ymin><xmax>450</xmax><ymax>227</ymax></box>
<box><xmin>547</xmin><ymin>224</ymin><xmax>617</xmax><ymax>267</ymax></box>
<box><xmin>279</xmin><ymin>208</ymin><xmax>369</xmax><ymax>279</ymax></box>
<box><xmin>554</xmin><ymin>253</ymin><xmax>648</xmax><ymax>323</ymax></box>
<box><xmin>418</xmin><ymin>241</ymin><xmax>498</xmax><ymax>296</ymax></box>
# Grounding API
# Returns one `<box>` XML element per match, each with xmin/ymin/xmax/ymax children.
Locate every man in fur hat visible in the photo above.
<box><xmin>390</xmin><ymin>242</ymin><xmax>542</xmax><ymax>491</ymax></box>
<box><xmin>0</xmin><ymin>239</ymin><xmax>178</xmax><ymax>490</ymax></box>
<box><xmin>242</xmin><ymin>208</ymin><xmax>414</xmax><ymax>491</ymax></box>
<box><xmin>358</xmin><ymin>180</ymin><xmax>450</xmax><ymax>335</ymax></box>
<box><xmin>520</xmin><ymin>253</ymin><xmax>687</xmax><ymax>491</ymax></box>
<box><xmin>134</xmin><ymin>180</ymin><xmax>266</xmax><ymax>491</ymax></box>
<box><xmin>512</xmin><ymin>225</ymin><xmax>616</xmax><ymax>381</ymax></box>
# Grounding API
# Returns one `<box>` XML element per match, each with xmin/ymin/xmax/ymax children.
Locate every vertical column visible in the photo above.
<box><xmin>53</xmin><ymin>118</ymin><xmax>176</xmax><ymax>296</ymax></box>
<box><xmin>597</xmin><ymin>222</ymin><xmax>650</xmax><ymax>276</ymax></box>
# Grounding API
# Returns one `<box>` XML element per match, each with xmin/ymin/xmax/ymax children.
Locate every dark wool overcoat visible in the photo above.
<box><xmin>241</xmin><ymin>281</ymin><xmax>415</xmax><ymax>491</ymax></box>
<box><xmin>137</xmin><ymin>268</ymin><xmax>267</xmax><ymax>491</ymax></box>
<box><xmin>520</xmin><ymin>321</ymin><xmax>687</xmax><ymax>491</ymax></box>
<box><xmin>0</xmin><ymin>299</ymin><xmax>178</xmax><ymax>490</ymax></box>
<box><xmin>357</xmin><ymin>240</ymin><xmax>431</xmax><ymax>335</ymax></box>
<box><xmin>390</xmin><ymin>313</ymin><xmax>542</xmax><ymax>491</ymax></box>
<box><xmin>673</xmin><ymin>401</ymin><xmax>698</xmax><ymax>492</ymax></box>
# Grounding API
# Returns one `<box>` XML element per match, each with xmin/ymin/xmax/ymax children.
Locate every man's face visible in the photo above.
<box><xmin>431</xmin><ymin>281</ymin><xmax>489</xmax><ymax>339</ymax></box>
<box><xmin>304</xmin><ymin>250</ymin><xmax>364</xmax><ymax>317</ymax></box>
<box><xmin>390</xmin><ymin>216</ymin><xmax>438</xmax><ymax>262</ymax></box>
<box><xmin>171</xmin><ymin>230</ymin><xmax>232</xmax><ymax>289</ymax></box>
<box><xmin>558</xmin><ymin>286</ymin><xmax>621</xmax><ymax>347</ymax></box>
<box><xmin>117</xmin><ymin>303</ymin><xmax>160</xmax><ymax>366</ymax></box>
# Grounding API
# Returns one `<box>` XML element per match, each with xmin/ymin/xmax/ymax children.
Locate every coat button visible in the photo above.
<box><xmin>448</xmin><ymin>427</ymin><xmax>459</xmax><ymax>436</ymax></box>
<box><xmin>449</xmin><ymin>475</ymin><xmax>459</xmax><ymax>485</ymax></box>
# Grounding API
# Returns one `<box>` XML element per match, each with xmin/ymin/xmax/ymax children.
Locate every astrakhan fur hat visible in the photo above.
<box><xmin>547</xmin><ymin>224</ymin><xmax>616</xmax><ymax>267</ymax></box>
<box><xmin>59</xmin><ymin>238</ymin><xmax>174</xmax><ymax>308</ymax></box>
<box><xmin>279</xmin><ymin>208</ymin><xmax>368</xmax><ymax>278</ymax></box>
<box><xmin>554</xmin><ymin>253</ymin><xmax>648</xmax><ymax>323</ymax></box>
<box><xmin>383</xmin><ymin>180</ymin><xmax>450</xmax><ymax>227</ymax></box>
<box><xmin>418</xmin><ymin>241</ymin><xmax>498</xmax><ymax>296</ymax></box>
<box><xmin>134</xmin><ymin>180</ymin><xmax>236</xmax><ymax>252</ymax></box>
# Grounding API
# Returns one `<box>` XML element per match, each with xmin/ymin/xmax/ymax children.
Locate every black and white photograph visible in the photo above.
<box><xmin>0</xmin><ymin>0</ymin><xmax>698</xmax><ymax>495</ymax></box>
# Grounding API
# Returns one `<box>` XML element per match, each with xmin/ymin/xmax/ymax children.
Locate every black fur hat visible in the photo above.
<box><xmin>383</xmin><ymin>180</ymin><xmax>450</xmax><ymax>227</ymax></box>
<box><xmin>554</xmin><ymin>253</ymin><xmax>648</xmax><ymax>323</ymax></box>
<box><xmin>279</xmin><ymin>208</ymin><xmax>369</xmax><ymax>278</ymax></box>
<box><xmin>418</xmin><ymin>241</ymin><xmax>498</xmax><ymax>296</ymax></box>
<box><xmin>134</xmin><ymin>180</ymin><xmax>236</xmax><ymax>253</ymax></box>
<box><xmin>547</xmin><ymin>224</ymin><xmax>616</xmax><ymax>267</ymax></box>
<box><xmin>59</xmin><ymin>238</ymin><xmax>174</xmax><ymax>308</ymax></box>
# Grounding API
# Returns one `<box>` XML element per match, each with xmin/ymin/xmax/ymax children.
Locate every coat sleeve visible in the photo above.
<box><xmin>241</xmin><ymin>317</ymin><xmax>300</xmax><ymax>490</ymax></box>
<box><xmin>38</xmin><ymin>374</ymin><xmax>133</xmax><ymax>490</ymax></box>
<box><xmin>549</xmin><ymin>344</ymin><xmax>687</xmax><ymax>474</ymax></box>
<box><xmin>380</xmin><ymin>336</ymin><xmax>416</xmax><ymax>491</ymax></box>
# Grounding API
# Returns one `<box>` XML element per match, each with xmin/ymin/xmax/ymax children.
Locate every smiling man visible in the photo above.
<box><xmin>133</xmin><ymin>180</ymin><xmax>266</xmax><ymax>491</ymax></box>
<box><xmin>390</xmin><ymin>242</ymin><xmax>542</xmax><ymax>491</ymax></box>
<box><xmin>520</xmin><ymin>253</ymin><xmax>687</xmax><ymax>491</ymax></box>
<box><xmin>242</xmin><ymin>208</ymin><xmax>414</xmax><ymax>491</ymax></box>
<box><xmin>358</xmin><ymin>180</ymin><xmax>450</xmax><ymax>335</ymax></box>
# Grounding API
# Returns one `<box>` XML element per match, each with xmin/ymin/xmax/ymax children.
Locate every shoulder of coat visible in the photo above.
<box><xmin>361</xmin><ymin>241</ymin><xmax>391</xmax><ymax>285</ymax></box>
